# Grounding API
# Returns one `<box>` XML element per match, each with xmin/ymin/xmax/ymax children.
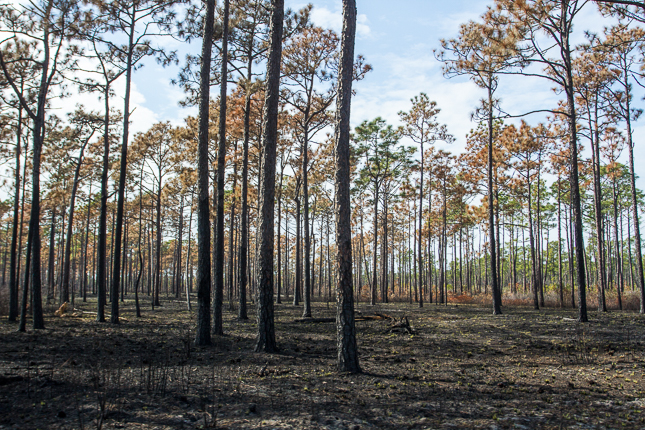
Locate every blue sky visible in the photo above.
<box><xmin>58</xmin><ymin>0</ymin><xmax>645</xmax><ymax>190</ymax></box>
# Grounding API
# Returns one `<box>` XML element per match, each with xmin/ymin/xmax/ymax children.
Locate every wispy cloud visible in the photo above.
<box><xmin>310</xmin><ymin>6</ymin><xmax>371</xmax><ymax>38</ymax></box>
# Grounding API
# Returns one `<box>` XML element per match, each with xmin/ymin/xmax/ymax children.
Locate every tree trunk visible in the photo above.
<box><xmin>177</xmin><ymin>195</ymin><xmax>184</xmax><ymax>299</ymax></box>
<box><xmin>590</xmin><ymin>112</ymin><xmax>607</xmax><ymax>312</ymax></box>
<box><xmin>28</xmin><ymin>114</ymin><xmax>44</xmax><ymax>329</ymax></box>
<box><xmin>381</xmin><ymin>198</ymin><xmax>389</xmax><ymax>303</ymax></box>
<box><xmin>213</xmin><ymin>0</ymin><xmax>230</xmax><ymax>335</ymax></box>
<box><xmin>47</xmin><ymin>209</ymin><xmax>56</xmax><ymax>305</ymax></box>
<box><xmin>612</xmin><ymin>178</ymin><xmax>623</xmax><ymax>310</ymax></box>
<box><xmin>227</xmin><ymin>139</ymin><xmax>237</xmax><ymax>310</ymax></box>
<box><xmin>62</xmin><ymin>139</ymin><xmax>89</xmax><ymax>305</ymax></box>
<box><xmin>16</xmin><ymin>139</ymin><xmax>28</xmax><ymax>306</ymax></box>
<box><xmin>239</xmin><ymin>79</ymin><xmax>252</xmax><ymax>320</ymax></box>
<box><xmin>97</xmin><ymin>85</ymin><xmax>110</xmax><ymax>323</ymax></box>
<box><xmin>56</xmin><ymin>197</ymin><xmax>67</xmax><ymax>303</ymax></box>
<box><xmin>82</xmin><ymin>182</ymin><xmax>92</xmax><ymax>302</ymax></box>
<box><xmin>536</xmin><ymin>176</ymin><xmax>544</xmax><ymax>308</ymax></box>
<box><xmin>276</xmin><ymin>162</ymin><xmax>285</xmax><ymax>304</ymax></box>
<box><xmin>8</xmin><ymin>102</ymin><xmax>22</xmax><ymax>321</ymax></box>
<box><xmin>294</xmin><ymin>197</ymin><xmax>301</xmax><ymax>306</ymax></box>
<box><xmin>186</xmin><ymin>189</ymin><xmax>194</xmax><ymax>310</ymax></box>
<box><xmin>255</xmin><ymin>0</ymin><xmax>283</xmax><ymax>353</ymax></box>
<box><xmin>18</xmin><ymin>224</ymin><xmax>33</xmax><ymax>332</ymax></box>
<box><xmin>557</xmin><ymin>177</ymin><xmax>563</xmax><ymax>307</ymax></box>
<box><xmin>371</xmin><ymin>186</ymin><xmax>378</xmax><ymax>305</ymax></box>
<box><xmin>563</xmin><ymin>22</ymin><xmax>587</xmax><ymax>322</ymax></box>
<box><xmin>335</xmin><ymin>0</ymin><xmax>361</xmax><ymax>366</ymax></box>
<box><xmin>302</xmin><ymin>130</ymin><xmax>312</xmax><ymax>317</ymax></box>
<box><xmin>194</xmin><ymin>0</ymin><xmax>216</xmax><ymax>346</ymax></box>
<box><xmin>110</xmin><ymin>5</ymin><xmax>137</xmax><ymax>324</ymax></box>
<box><xmin>625</xmin><ymin>106</ymin><xmax>645</xmax><ymax>313</ymax></box>
<box><xmin>488</xmin><ymin>82</ymin><xmax>501</xmax><ymax>315</ymax></box>
<box><xmin>154</xmin><ymin>185</ymin><xmax>162</xmax><ymax>307</ymax></box>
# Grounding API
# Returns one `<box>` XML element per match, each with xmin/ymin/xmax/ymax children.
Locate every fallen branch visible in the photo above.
<box><xmin>386</xmin><ymin>317</ymin><xmax>416</xmax><ymax>335</ymax></box>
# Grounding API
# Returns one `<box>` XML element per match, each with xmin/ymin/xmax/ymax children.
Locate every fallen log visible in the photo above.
<box><xmin>369</xmin><ymin>312</ymin><xmax>395</xmax><ymax>321</ymax></box>
<box><xmin>292</xmin><ymin>312</ymin><xmax>397</xmax><ymax>323</ymax></box>
<box><xmin>292</xmin><ymin>317</ymin><xmax>336</xmax><ymax>323</ymax></box>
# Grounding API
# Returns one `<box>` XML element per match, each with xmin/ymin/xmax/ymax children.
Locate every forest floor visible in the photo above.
<box><xmin>1</xmin><ymin>298</ymin><xmax>645</xmax><ymax>430</ymax></box>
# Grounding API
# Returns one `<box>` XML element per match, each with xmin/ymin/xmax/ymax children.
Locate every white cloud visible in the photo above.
<box><xmin>125</xmin><ymin>81</ymin><xmax>159</xmax><ymax>135</ymax></box>
<box><xmin>310</xmin><ymin>6</ymin><xmax>371</xmax><ymax>38</ymax></box>
<box><xmin>50</xmin><ymin>74</ymin><xmax>159</xmax><ymax>137</ymax></box>
<box><xmin>349</xmin><ymin>49</ymin><xmax>482</xmax><ymax>157</ymax></box>
<box><xmin>434</xmin><ymin>9</ymin><xmax>483</xmax><ymax>34</ymax></box>
<box><xmin>357</xmin><ymin>14</ymin><xmax>371</xmax><ymax>38</ymax></box>
<box><xmin>311</xmin><ymin>6</ymin><xmax>342</xmax><ymax>32</ymax></box>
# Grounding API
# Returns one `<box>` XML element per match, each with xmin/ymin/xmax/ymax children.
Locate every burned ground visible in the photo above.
<box><xmin>1</xmin><ymin>299</ymin><xmax>644</xmax><ymax>429</ymax></box>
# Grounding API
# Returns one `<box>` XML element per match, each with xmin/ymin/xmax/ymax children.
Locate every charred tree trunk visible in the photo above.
<box><xmin>255</xmin><ymin>0</ymin><xmax>283</xmax><ymax>353</ymax></box>
<box><xmin>612</xmin><ymin>178</ymin><xmax>623</xmax><ymax>310</ymax></box>
<box><xmin>563</xmin><ymin>21</ymin><xmax>587</xmax><ymax>322</ymax></box>
<box><xmin>302</xmin><ymin>131</ymin><xmax>312</xmax><ymax>317</ymax></box>
<box><xmin>96</xmin><ymin>85</ymin><xmax>111</xmax><ymax>323</ymax></box>
<box><xmin>47</xmin><ymin>209</ymin><xmax>56</xmax><ymax>305</ymax></box>
<box><xmin>334</xmin><ymin>2</ymin><xmax>360</xmax><ymax>366</ymax></box>
<box><xmin>213</xmin><ymin>0</ymin><xmax>230</xmax><ymax>335</ymax></box>
<box><xmin>82</xmin><ymin>182</ymin><xmax>92</xmax><ymax>302</ymax></box>
<box><xmin>8</xmin><ymin>102</ymin><xmax>22</xmax><ymax>321</ymax></box>
<box><xmin>487</xmin><ymin>82</ymin><xmax>501</xmax><ymax>315</ymax></box>
<box><xmin>194</xmin><ymin>0</ymin><xmax>216</xmax><ymax>346</ymax></box>
<box><xmin>371</xmin><ymin>186</ymin><xmax>379</xmax><ymax>306</ymax></box>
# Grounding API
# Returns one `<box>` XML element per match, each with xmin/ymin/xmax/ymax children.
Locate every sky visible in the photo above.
<box><xmin>46</xmin><ymin>0</ymin><xmax>645</xmax><ymax>191</ymax></box>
